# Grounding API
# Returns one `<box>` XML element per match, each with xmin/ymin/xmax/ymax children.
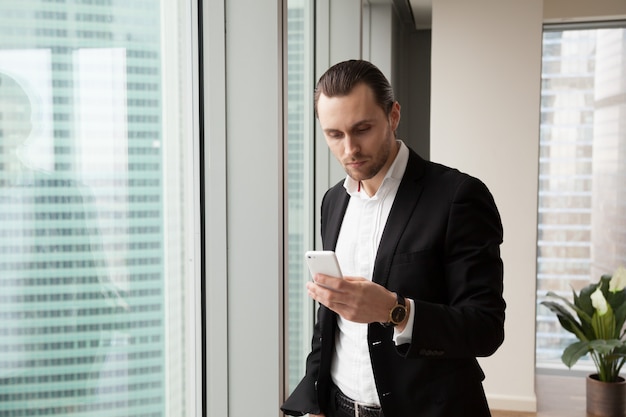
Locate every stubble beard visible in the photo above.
<box><xmin>344</xmin><ymin>132</ymin><xmax>394</xmax><ymax>182</ymax></box>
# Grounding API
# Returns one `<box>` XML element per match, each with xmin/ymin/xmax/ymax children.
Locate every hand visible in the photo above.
<box><xmin>309</xmin><ymin>414</ymin><xmax>325</xmax><ymax>417</ymax></box>
<box><xmin>306</xmin><ymin>274</ymin><xmax>397</xmax><ymax>324</ymax></box>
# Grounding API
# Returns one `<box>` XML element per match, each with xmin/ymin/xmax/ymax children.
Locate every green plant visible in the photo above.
<box><xmin>541</xmin><ymin>266</ymin><xmax>626</xmax><ymax>382</ymax></box>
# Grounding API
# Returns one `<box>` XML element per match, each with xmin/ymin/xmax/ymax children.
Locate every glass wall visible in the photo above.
<box><xmin>0</xmin><ymin>1</ymin><xmax>197</xmax><ymax>415</ymax></box>
<box><xmin>536</xmin><ymin>24</ymin><xmax>626</xmax><ymax>372</ymax></box>
<box><xmin>286</xmin><ymin>0</ymin><xmax>314</xmax><ymax>394</ymax></box>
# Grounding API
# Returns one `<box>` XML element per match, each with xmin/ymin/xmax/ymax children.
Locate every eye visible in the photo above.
<box><xmin>326</xmin><ymin>131</ymin><xmax>344</xmax><ymax>139</ymax></box>
<box><xmin>355</xmin><ymin>125</ymin><xmax>371</xmax><ymax>134</ymax></box>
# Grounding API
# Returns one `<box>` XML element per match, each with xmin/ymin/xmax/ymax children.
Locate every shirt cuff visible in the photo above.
<box><xmin>393</xmin><ymin>298</ymin><xmax>415</xmax><ymax>345</ymax></box>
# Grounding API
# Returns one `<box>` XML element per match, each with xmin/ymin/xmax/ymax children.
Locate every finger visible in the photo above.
<box><xmin>306</xmin><ymin>280</ymin><xmax>329</xmax><ymax>303</ymax></box>
<box><xmin>313</xmin><ymin>273</ymin><xmax>346</xmax><ymax>291</ymax></box>
<box><xmin>343</xmin><ymin>276</ymin><xmax>367</xmax><ymax>283</ymax></box>
<box><xmin>307</xmin><ymin>280</ymin><xmax>352</xmax><ymax>311</ymax></box>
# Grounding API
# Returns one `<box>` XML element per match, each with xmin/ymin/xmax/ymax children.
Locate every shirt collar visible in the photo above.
<box><xmin>343</xmin><ymin>140</ymin><xmax>409</xmax><ymax>198</ymax></box>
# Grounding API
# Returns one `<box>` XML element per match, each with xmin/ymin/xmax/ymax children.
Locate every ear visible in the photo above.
<box><xmin>389</xmin><ymin>101</ymin><xmax>401</xmax><ymax>132</ymax></box>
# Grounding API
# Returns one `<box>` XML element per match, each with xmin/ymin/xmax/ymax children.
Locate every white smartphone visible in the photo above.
<box><xmin>304</xmin><ymin>250</ymin><xmax>343</xmax><ymax>278</ymax></box>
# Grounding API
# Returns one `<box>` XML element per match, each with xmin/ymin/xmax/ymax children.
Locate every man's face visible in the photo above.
<box><xmin>0</xmin><ymin>74</ymin><xmax>32</xmax><ymax>156</ymax></box>
<box><xmin>317</xmin><ymin>83</ymin><xmax>400</xmax><ymax>188</ymax></box>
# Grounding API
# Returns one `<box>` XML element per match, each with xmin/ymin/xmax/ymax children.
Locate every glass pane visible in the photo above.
<box><xmin>0</xmin><ymin>1</ymin><xmax>196</xmax><ymax>415</ymax></box>
<box><xmin>536</xmin><ymin>26</ymin><xmax>626</xmax><ymax>372</ymax></box>
<box><xmin>286</xmin><ymin>0</ymin><xmax>314</xmax><ymax>394</ymax></box>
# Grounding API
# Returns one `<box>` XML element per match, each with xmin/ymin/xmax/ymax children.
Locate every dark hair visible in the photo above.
<box><xmin>0</xmin><ymin>72</ymin><xmax>33</xmax><ymax>142</ymax></box>
<box><xmin>314</xmin><ymin>60</ymin><xmax>395</xmax><ymax>117</ymax></box>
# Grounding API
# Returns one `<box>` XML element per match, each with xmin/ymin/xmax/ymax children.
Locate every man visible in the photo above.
<box><xmin>281</xmin><ymin>60</ymin><xmax>505</xmax><ymax>417</ymax></box>
<box><xmin>0</xmin><ymin>71</ymin><xmax>122</xmax><ymax>407</ymax></box>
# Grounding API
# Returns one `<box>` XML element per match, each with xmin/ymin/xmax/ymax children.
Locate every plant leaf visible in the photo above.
<box><xmin>574</xmin><ymin>284</ymin><xmax>600</xmax><ymax>337</ymax></box>
<box><xmin>541</xmin><ymin>300</ymin><xmax>588</xmax><ymax>341</ymax></box>
<box><xmin>543</xmin><ymin>291</ymin><xmax>595</xmax><ymax>340</ymax></box>
<box><xmin>548</xmin><ymin>290</ymin><xmax>593</xmax><ymax>324</ymax></box>
<box><xmin>588</xmin><ymin>339</ymin><xmax>623</xmax><ymax>354</ymax></box>
<box><xmin>562</xmin><ymin>341</ymin><xmax>591</xmax><ymax>368</ymax></box>
<box><xmin>606</xmin><ymin>286</ymin><xmax>626</xmax><ymax>331</ymax></box>
<box><xmin>613</xmin><ymin>302</ymin><xmax>626</xmax><ymax>337</ymax></box>
<box><xmin>576</xmin><ymin>283</ymin><xmax>598</xmax><ymax>318</ymax></box>
<box><xmin>591</xmin><ymin>303</ymin><xmax>616</xmax><ymax>339</ymax></box>
<box><xmin>614</xmin><ymin>344</ymin><xmax>626</xmax><ymax>356</ymax></box>
<box><xmin>606</xmin><ymin>287</ymin><xmax>626</xmax><ymax>309</ymax></box>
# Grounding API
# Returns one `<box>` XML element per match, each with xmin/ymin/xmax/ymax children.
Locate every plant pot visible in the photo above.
<box><xmin>586</xmin><ymin>374</ymin><xmax>626</xmax><ymax>417</ymax></box>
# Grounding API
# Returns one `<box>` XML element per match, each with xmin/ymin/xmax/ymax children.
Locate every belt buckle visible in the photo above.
<box><xmin>357</xmin><ymin>401</ymin><xmax>381</xmax><ymax>417</ymax></box>
<box><xmin>335</xmin><ymin>387</ymin><xmax>379</xmax><ymax>417</ymax></box>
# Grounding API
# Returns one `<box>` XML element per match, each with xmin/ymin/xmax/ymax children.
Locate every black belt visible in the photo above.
<box><xmin>334</xmin><ymin>386</ymin><xmax>384</xmax><ymax>417</ymax></box>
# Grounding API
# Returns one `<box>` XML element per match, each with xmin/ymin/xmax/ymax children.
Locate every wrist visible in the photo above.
<box><xmin>395</xmin><ymin>298</ymin><xmax>410</xmax><ymax>332</ymax></box>
<box><xmin>381</xmin><ymin>292</ymin><xmax>408</xmax><ymax>328</ymax></box>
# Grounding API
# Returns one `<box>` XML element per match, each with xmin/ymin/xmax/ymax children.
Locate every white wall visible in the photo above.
<box><xmin>430</xmin><ymin>0</ymin><xmax>543</xmax><ymax>411</ymax></box>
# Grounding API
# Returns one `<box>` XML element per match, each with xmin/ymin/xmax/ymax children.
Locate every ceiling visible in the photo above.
<box><xmin>408</xmin><ymin>0</ymin><xmax>432</xmax><ymax>29</ymax></box>
<box><xmin>383</xmin><ymin>0</ymin><xmax>432</xmax><ymax>29</ymax></box>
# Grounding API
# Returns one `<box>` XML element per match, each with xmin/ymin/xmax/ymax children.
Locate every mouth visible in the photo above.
<box><xmin>345</xmin><ymin>160</ymin><xmax>366</xmax><ymax>168</ymax></box>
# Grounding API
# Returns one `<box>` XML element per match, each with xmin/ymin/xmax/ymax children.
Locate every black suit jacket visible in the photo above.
<box><xmin>282</xmin><ymin>148</ymin><xmax>505</xmax><ymax>417</ymax></box>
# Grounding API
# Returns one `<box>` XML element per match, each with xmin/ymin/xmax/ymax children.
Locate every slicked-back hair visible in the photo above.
<box><xmin>314</xmin><ymin>60</ymin><xmax>395</xmax><ymax>118</ymax></box>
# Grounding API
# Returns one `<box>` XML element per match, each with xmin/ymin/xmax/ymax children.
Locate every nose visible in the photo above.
<box><xmin>344</xmin><ymin>135</ymin><xmax>359</xmax><ymax>157</ymax></box>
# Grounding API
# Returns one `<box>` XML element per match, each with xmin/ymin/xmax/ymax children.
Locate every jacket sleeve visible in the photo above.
<box><xmin>399</xmin><ymin>175</ymin><xmax>505</xmax><ymax>359</ymax></box>
<box><xmin>280</xmin><ymin>306</ymin><xmax>324</xmax><ymax>416</ymax></box>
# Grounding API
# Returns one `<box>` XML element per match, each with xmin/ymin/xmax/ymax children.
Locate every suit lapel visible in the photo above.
<box><xmin>322</xmin><ymin>187</ymin><xmax>350</xmax><ymax>251</ymax></box>
<box><xmin>322</xmin><ymin>149</ymin><xmax>427</xmax><ymax>288</ymax></box>
<box><xmin>372</xmin><ymin>150</ymin><xmax>426</xmax><ymax>288</ymax></box>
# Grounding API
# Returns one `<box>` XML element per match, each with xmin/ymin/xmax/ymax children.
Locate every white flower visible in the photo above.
<box><xmin>609</xmin><ymin>266</ymin><xmax>626</xmax><ymax>293</ymax></box>
<box><xmin>590</xmin><ymin>288</ymin><xmax>608</xmax><ymax>316</ymax></box>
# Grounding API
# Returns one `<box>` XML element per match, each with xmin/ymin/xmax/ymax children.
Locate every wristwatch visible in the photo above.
<box><xmin>382</xmin><ymin>293</ymin><xmax>407</xmax><ymax>327</ymax></box>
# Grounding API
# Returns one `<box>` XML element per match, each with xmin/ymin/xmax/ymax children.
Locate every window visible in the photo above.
<box><xmin>286</xmin><ymin>0</ymin><xmax>315</xmax><ymax>394</ymax></box>
<box><xmin>0</xmin><ymin>1</ymin><xmax>198</xmax><ymax>415</ymax></box>
<box><xmin>536</xmin><ymin>23</ymin><xmax>626</xmax><ymax>372</ymax></box>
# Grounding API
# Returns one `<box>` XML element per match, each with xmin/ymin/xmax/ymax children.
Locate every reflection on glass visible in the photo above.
<box><xmin>535</xmin><ymin>26</ymin><xmax>626</xmax><ymax>372</ymax></box>
<box><xmin>286</xmin><ymin>0</ymin><xmax>314</xmax><ymax>394</ymax></box>
<box><xmin>0</xmin><ymin>1</ymin><xmax>193</xmax><ymax>415</ymax></box>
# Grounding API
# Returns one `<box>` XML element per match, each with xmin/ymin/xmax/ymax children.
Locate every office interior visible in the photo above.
<box><xmin>220</xmin><ymin>0</ymin><xmax>625</xmax><ymax>415</ymax></box>
<box><xmin>0</xmin><ymin>0</ymin><xmax>625</xmax><ymax>416</ymax></box>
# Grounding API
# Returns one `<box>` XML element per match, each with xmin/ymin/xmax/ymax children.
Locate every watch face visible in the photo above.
<box><xmin>391</xmin><ymin>305</ymin><xmax>406</xmax><ymax>323</ymax></box>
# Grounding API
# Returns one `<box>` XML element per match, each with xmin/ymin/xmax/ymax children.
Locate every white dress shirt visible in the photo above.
<box><xmin>331</xmin><ymin>140</ymin><xmax>416</xmax><ymax>406</ymax></box>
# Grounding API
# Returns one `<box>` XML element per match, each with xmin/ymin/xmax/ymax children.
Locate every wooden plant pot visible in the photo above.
<box><xmin>586</xmin><ymin>374</ymin><xmax>626</xmax><ymax>417</ymax></box>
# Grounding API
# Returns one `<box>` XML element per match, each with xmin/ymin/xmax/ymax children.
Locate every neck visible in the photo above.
<box><xmin>360</xmin><ymin>141</ymin><xmax>400</xmax><ymax>196</ymax></box>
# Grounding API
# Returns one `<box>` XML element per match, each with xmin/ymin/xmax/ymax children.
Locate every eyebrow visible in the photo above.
<box><xmin>322</xmin><ymin>119</ymin><xmax>375</xmax><ymax>135</ymax></box>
